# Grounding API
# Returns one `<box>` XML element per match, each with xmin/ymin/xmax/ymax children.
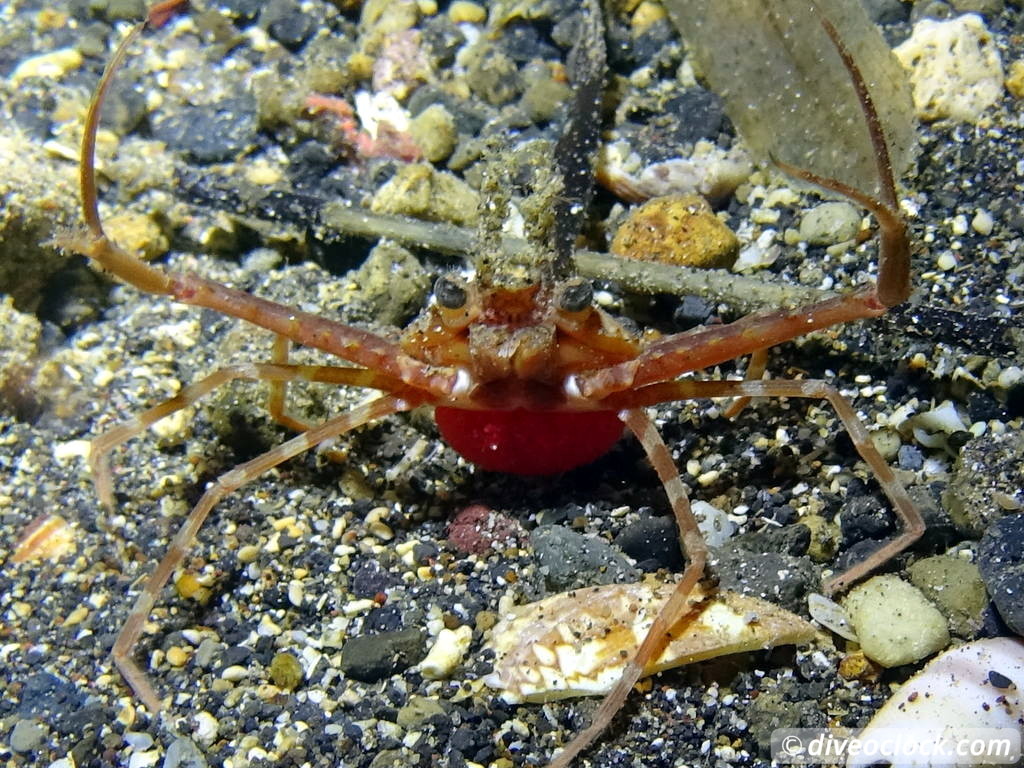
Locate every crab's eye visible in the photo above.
<box><xmin>435</xmin><ymin>276</ymin><xmax>467</xmax><ymax>309</ymax></box>
<box><xmin>559</xmin><ymin>280</ymin><xmax>593</xmax><ymax>313</ymax></box>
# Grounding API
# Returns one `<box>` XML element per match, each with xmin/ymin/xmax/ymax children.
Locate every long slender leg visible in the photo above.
<box><xmin>547</xmin><ymin>408</ymin><xmax>708</xmax><ymax>768</ymax></box>
<box><xmin>722</xmin><ymin>346</ymin><xmax>770</xmax><ymax>419</ymax></box>
<box><xmin>91</xmin><ymin>362</ymin><xmax>403</xmax><ymax>508</ymax></box>
<box><xmin>599</xmin><ymin>378</ymin><xmax>925</xmax><ymax>594</ymax></box>
<box><xmin>112</xmin><ymin>394</ymin><xmax>412</xmax><ymax>713</ymax></box>
<box><xmin>266</xmin><ymin>336</ymin><xmax>310</xmax><ymax>432</ymax></box>
<box><xmin>266</xmin><ymin>336</ymin><xmax>351</xmax><ymax>463</ymax></box>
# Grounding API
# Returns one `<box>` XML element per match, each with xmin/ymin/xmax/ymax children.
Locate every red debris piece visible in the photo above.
<box><xmin>446</xmin><ymin>504</ymin><xmax>526</xmax><ymax>556</ymax></box>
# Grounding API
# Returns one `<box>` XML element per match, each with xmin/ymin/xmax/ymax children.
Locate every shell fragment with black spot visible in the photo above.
<box><xmin>849</xmin><ymin>637</ymin><xmax>1024</xmax><ymax>768</ymax></box>
<box><xmin>482</xmin><ymin>578</ymin><xmax>816</xmax><ymax>702</ymax></box>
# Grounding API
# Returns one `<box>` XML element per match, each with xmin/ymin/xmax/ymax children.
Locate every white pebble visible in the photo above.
<box><xmin>936</xmin><ymin>251</ymin><xmax>957</xmax><ymax>271</ymax></box>
<box><xmin>127</xmin><ymin>751</ymin><xmax>160</xmax><ymax>768</ymax></box>
<box><xmin>220</xmin><ymin>665</ymin><xmax>249</xmax><ymax>681</ymax></box>
<box><xmin>971</xmin><ymin>209</ymin><xmax>994</xmax><ymax>235</ymax></box>
<box><xmin>418</xmin><ymin>625</ymin><xmax>472</xmax><ymax>680</ymax></box>
<box><xmin>194</xmin><ymin>711</ymin><xmax>220</xmax><ymax>745</ymax></box>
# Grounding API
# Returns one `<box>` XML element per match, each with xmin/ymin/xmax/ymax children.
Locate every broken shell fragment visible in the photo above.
<box><xmin>12</xmin><ymin>514</ymin><xmax>75</xmax><ymax>563</ymax></box>
<box><xmin>482</xmin><ymin>578</ymin><xmax>816</xmax><ymax>702</ymax></box>
<box><xmin>849</xmin><ymin>637</ymin><xmax>1024</xmax><ymax>768</ymax></box>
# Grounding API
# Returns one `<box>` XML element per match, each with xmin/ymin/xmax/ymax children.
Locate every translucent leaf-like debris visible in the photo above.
<box><xmin>664</xmin><ymin>0</ymin><xmax>917</xmax><ymax>201</ymax></box>
<box><xmin>483</xmin><ymin>578</ymin><xmax>816</xmax><ymax>702</ymax></box>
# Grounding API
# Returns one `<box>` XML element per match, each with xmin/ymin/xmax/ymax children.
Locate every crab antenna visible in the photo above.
<box><xmin>81</xmin><ymin>0</ymin><xmax>187</xmax><ymax>238</ymax></box>
<box><xmin>80</xmin><ymin>23</ymin><xmax>145</xmax><ymax>239</ymax></box>
<box><xmin>816</xmin><ymin>12</ymin><xmax>909</xmax><ymax>306</ymax></box>
<box><xmin>550</xmin><ymin>0</ymin><xmax>607</xmax><ymax>278</ymax></box>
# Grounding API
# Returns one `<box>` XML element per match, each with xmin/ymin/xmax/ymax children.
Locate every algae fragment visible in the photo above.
<box><xmin>663</xmin><ymin>0</ymin><xmax>917</xmax><ymax>201</ymax></box>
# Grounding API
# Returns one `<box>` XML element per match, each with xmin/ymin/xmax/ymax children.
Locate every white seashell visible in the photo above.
<box><xmin>914</xmin><ymin>400</ymin><xmax>969</xmax><ymax>435</ymax></box>
<box><xmin>418</xmin><ymin>625</ymin><xmax>473</xmax><ymax>680</ymax></box>
<box><xmin>808</xmin><ymin>592</ymin><xmax>858</xmax><ymax>642</ymax></box>
<box><xmin>482</xmin><ymin>578</ymin><xmax>816</xmax><ymax>702</ymax></box>
<box><xmin>849</xmin><ymin>637</ymin><xmax>1024</xmax><ymax>768</ymax></box>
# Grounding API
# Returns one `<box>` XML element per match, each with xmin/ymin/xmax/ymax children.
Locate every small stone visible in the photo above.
<box><xmin>194</xmin><ymin>638</ymin><xmax>223</xmax><ymax>669</ymax></box>
<box><xmin>103</xmin><ymin>212</ymin><xmax>169</xmax><ymax>262</ymax></box>
<box><xmin>268</xmin><ymin>651</ymin><xmax>304</xmax><ymax>690</ymax></box>
<box><xmin>220</xmin><ymin>665</ymin><xmax>249</xmax><ymax>681</ymax></box>
<box><xmin>340</xmin><ymin>628</ymin><xmax>427</xmax><ymax>682</ymax></box>
<box><xmin>631</xmin><ymin>0</ymin><xmax>667</xmax><ymax>32</ymax></box>
<box><xmin>124</xmin><ymin>732</ymin><xmax>154</xmax><ymax>751</ymax></box>
<box><xmin>397</xmin><ymin>695</ymin><xmax>446</xmax><ymax>728</ymax></box>
<box><xmin>611</xmin><ymin>194</ymin><xmax>739</xmax><ymax>269</ymax></box>
<box><xmin>193</xmin><ymin>711</ymin><xmax>219</xmax><ymax>747</ymax></box>
<box><xmin>977</xmin><ymin>514</ymin><xmax>1024</xmax><ymax>636</ymax></box>
<box><xmin>520</xmin><ymin>67</ymin><xmax>573</xmax><ymax>124</ymax></box>
<box><xmin>267</xmin><ymin>9</ymin><xmax>315</xmax><ymax>50</ymax></box>
<box><xmin>943</xmin><ymin>429</ymin><xmax>1024</xmax><ymax>536</ymax></box>
<box><xmin>467</xmin><ymin>48</ymin><xmax>521</xmax><ymax>106</ymax></box>
<box><xmin>615</xmin><ymin>515</ymin><xmax>684</xmax><ymax>572</ymax></box>
<box><xmin>343</xmin><ymin>240</ymin><xmax>430</xmax><ymax>326</ymax></box>
<box><xmin>9</xmin><ymin>719</ymin><xmax>46</xmax><ymax>753</ymax></box>
<box><xmin>870</xmin><ymin>428</ymin><xmax>902</xmax><ymax>462</ymax></box>
<box><xmin>408</xmin><ymin>104</ymin><xmax>457</xmax><ymax>163</ymax></box>
<box><xmin>175</xmin><ymin>573</ymin><xmax>211</xmax><ymax>604</ymax></box>
<box><xmin>971</xmin><ymin>208</ymin><xmax>994</xmax><ymax>235</ymax></box>
<box><xmin>842</xmin><ymin>575</ymin><xmax>951</xmax><ymax>667</ymax></box>
<box><xmin>802</xmin><ymin>514</ymin><xmax>840</xmax><ymax>562</ymax></box>
<box><xmin>151</xmin><ymin>96</ymin><xmax>259</xmax><ymax>163</ymax></box>
<box><xmin>908</xmin><ymin>555</ymin><xmax>988</xmax><ymax>637</ymax></box>
<box><xmin>10</xmin><ymin>48</ymin><xmax>83</xmax><ymax>85</ymax></box>
<box><xmin>714</xmin><ymin>545</ymin><xmax>817</xmax><ymax>613</ymax></box>
<box><xmin>446</xmin><ymin>504</ymin><xmax>525</xmax><ymax>556</ymax></box>
<box><xmin>893</xmin><ymin>14</ymin><xmax>1004</xmax><ymax>123</ymax></box>
<box><xmin>838</xmin><ymin>650</ymin><xmax>881</xmax><ymax>681</ymax></box>
<box><xmin>798</xmin><ymin>202</ymin><xmax>862</xmax><ymax>245</ymax></box>
<box><xmin>897</xmin><ymin>444</ymin><xmax>925</xmax><ymax>471</ymax></box>
<box><xmin>1006</xmin><ymin>59</ymin><xmax>1024</xmax><ymax>99</ymax></box>
<box><xmin>692</xmin><ymin>500</ymin><xmax>735</xmax><ymax>548</ymax></box>
<box><xmin>166</xmin><ymin>646</ymin><xmax>191</xmax><ymax>667</ymax></box>
<box><xmin>672</xmin><ymin>295</ymin><xmax>713</xmax><ymax>330</ymax></box>
<box><xmin>163</xmin><ymin>736</ymin><xmax>208</xmax><ymax>768</ymax></box>
<box><xmin>531</xmin><ymin>525</ymin><xmax>640</xmax><ymax>594</ymax></box>
<box><xmin>447</xmin><ymin>0</ymin><xmax>486</xmax><ymax>24</ymax></box>
<box><xmin>128</xmin><ymin>750</ymin><xmax>160</xmax><ymax>768</ymax></box>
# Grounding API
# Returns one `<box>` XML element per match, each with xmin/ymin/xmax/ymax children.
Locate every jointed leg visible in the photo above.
<box><xmin>602</xmin><ymin>378</ymin><xmax>924</xmax><ymax>594</ymax></box>
<box><xmin>112</xmin><ymin>394</ymin><xmax>412</xmax><ymax>713</ymax></box>
<box><xmin>266</xmin><ymin>336</ymin><xmax>352</xmax><ymax>463</ymax></box>
<box><xmin>722</xmin><ymin>346</ymin><xmax>770</xmax><ymax>419</ymax></box>
<box><xmin>91</xmin><ymin>362</ymin><xmax>403</xmax><ymax>509</ymax></box>
<box><xmin>547</xmin><ymin>408</ymin><xmax>708</xmax><ymax>768</ymax></box>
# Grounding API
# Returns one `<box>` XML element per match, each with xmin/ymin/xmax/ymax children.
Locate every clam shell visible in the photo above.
<box><xmin>483</xmin><ymin>578</ymin><xmax>816</xmax><ymax>702</ymax></box>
